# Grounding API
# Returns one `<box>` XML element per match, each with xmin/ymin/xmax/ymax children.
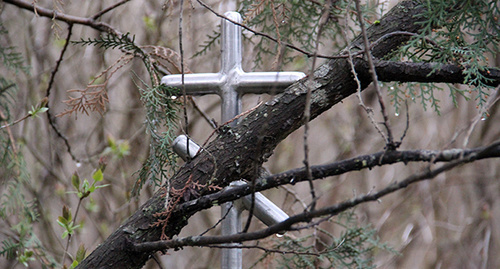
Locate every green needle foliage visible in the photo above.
<box><xmin>0</xmin><ymin>23</ymin><xmax>52</xmax><ymax>267</ymax></box>
<box><xmin>0</xmin><ymin>24</ymin><xmax>30</xmax><ymax>75</ymax></box>
<box><xmin>134</xmin><ymin>83</ymin><xmax>180</xmax><ymax>195</ymax></box>
<box><xmin>194</xmin><ymin>0</ymin><xmax>380</xmax><ymax>69</ymax></box>
<box><xmin>251</xmin><ymin>211</ymin><xmax>393</xmax><ymax>269</ymax></box>
<box><xmin>387</xmin><ymin>0</ymin><xmax>499</xmax><ymax>113</ymax></box>
<box><xmin>0</xmin><ymin>22</ymin><xmax>30</xmax><ymax>158</ymax></box>
<box><xmin>194</xmin><ymin>0</ymin><xmax>499</xmax><ymax>114</ymax></box>
<box><xmin>74</xmin><ymin>33</ymin><xmax>144</xmax><ymax>57</ymax></box>
<box><xmin>236</xmin><ymin>0</ymin><xmax>379</xmax><ymax>69</ymax></box>
<box><xmin>73</xmin><ymin>33</ymin><xmax>181</xmax><ymax>195</ymax></box>
<box><xmin>0</xmin><ymin>154</ymin><xmax>58</xmax><ymax>268</ymax></box>
<box><xmin>192</xmin><ymin>27</ymin><xmax>221</xmax><ymax>58</ymax></box>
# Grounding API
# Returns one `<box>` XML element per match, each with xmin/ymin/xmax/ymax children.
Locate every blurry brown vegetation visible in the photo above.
<box><xmin>0</xmin><ymin>0</ymin><xmax>499</xmax><ymax>268</ymax></box>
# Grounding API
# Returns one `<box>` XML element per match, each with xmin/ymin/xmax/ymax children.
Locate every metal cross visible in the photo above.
<box><xmin>163</xmin><ymin>11</ymin><xmax>305</xmax><ymax>269</ymax></box>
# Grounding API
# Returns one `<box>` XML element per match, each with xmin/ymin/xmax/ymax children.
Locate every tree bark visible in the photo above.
<box><xmin>76</xmin><ymin>1</ymin><xmax>447</xmax><ymax>267</ymax></box>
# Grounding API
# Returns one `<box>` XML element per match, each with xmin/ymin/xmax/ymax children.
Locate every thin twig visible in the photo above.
<box><xmin>281</xmin><ymin>185</ymin><xmax>308</xmax><ymax>210</ymax></box>
<box><xmin>151</xmin><ymin>254</ymin><xmax>166</xmax><ymax>269</ymax></box>
<box><xmin>0</xmin><ymin>113</ymin><xmax>31</xmax><ymax>130</ymax></box>
<box><xmin>303</xmin><ymin>0</ymin><xmax>332</xmax><ymax>212</ymax></box>
<box><xmin>199</xmin><ymin>203</ymin><xmax>233</xmax><ymax>236</ymax></box>
<box><xmin>463</xmin><ymin>87</ymin><xmax>500</xmax><ymax>147</ymax></box>
<box><xmin>207</xmin><ymin>244</ymin><xmax>324</xmax><ymax>256</ymax></box>
<box><xmin>355</xmin><ymin>0</ymin><xmax>396</xmax><ymax>149</ymax></box>
<box><xmin>132</xmin><ymin>141</ymin><xmax>500</xmax><ymax>252</ymax></box>
<box><xmin>399</xmin><ymin>100</ymin><xmax>410</xmax><ymax>143</ymax></box>
<box><xmin>44</xmin><ymin>24</ymin><xmax>80</xmax><ymax>162</ymax></box>
<box><xmin>4</xmin><ymin>0</ymin><xmax>122</xmax><ymax>35</ymax></box>
<box><xmin>178</xmin><ymin>0</ymin><xmax>190</xmax><ymax>163</ymax></box>
<box><xmin>343</xmin><ymin>0</ymin><xmax>388</xmax><ymax>144</ymax></box>
<box><xmin>61</xmin><ymin>198</ymin><xmax>82</xmax><ymax>265</ymax></box>
<box><xmin>0</xmin><ymin>110</ymin><xmax>17</xmax><ymax>153</ymax></box>
<box><xmin>189</xmin><ymin>96</ymin><xmax>217</xmax><ymax>129</ymax></box>
<box><xmin>91</xmin><ymin>0</ymin><xmax>132</xmax><ymax>20</ymax></box>
<box><xmin>195</xmin><ymin>0</ymin><xmax>335</xmax><ymax>59</ymax></box>
<box><xmin>176</xmin><ymin>142</ymin><xmax>500</xmax><ymax>215</ymax></box>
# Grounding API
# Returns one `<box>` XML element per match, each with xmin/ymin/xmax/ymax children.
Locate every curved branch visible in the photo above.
<box><xmin>132</xmin><ymin>141</ymin><xmax>500</xmax><ymax>252</ymax></box>
<box><xmin>4</xmin><ymin>0</ymin><xmax>123</xmax><ymax>35</ymax></box>
<box><xmin>44</xmin><ymin>24</ymin><xmax>80</xmax><ymax>162</ymax></box>
<box><xmin>91</xmin><ymin>0</ymin><xmax>132</xmax><ymax>20</ymax></box>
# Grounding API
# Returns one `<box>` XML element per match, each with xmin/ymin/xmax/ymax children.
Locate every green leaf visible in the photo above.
<box><xmin>57</xmin><ymin>216</ymin><xmax>67</xmax><ymax>226</ymax></box>
<box><xmin>71</xmin><ymin>172</ymin><xmax>80</xmax><ymax>191</ymax></box>
<box><xmin>62</xmin><ymin>205</ymin><xmax>71</xmax><ymax>222</ymax></box>
<box><xmin>17</xmin><ymin>249</ymin><xmax>35</xmax><ymax>266</ymax></box>
<box><xmin>81</xmin><ymin>179</ymin><xmax>90</xmax><ymax>192</ymax></box>
<box><xmin>95</xmin><ymin>184</ymin><xmax>110</xmax><ymax>189</ymax></box>
<box><xmin>75</xmin><ymin>244</ymin><xmax>86</xmax><ymax>262</ymax></box>
<box><xmin>62</xmin><ymin>230</ymin><xmax>69</xmax><ymax>239</ymax></box>
<box><xmin>70</xmin><ymin>260</ymin><xmax>79</xmax><ymax>269</ymax></box>
<box><xmin>92</xmin><ymin>169</ymin><xmax>103</xmax><ymax>182</ymax></box>
<box><xmin>28</xmin><ymin>106</ymin><xmax>36</xmax><ymax>116</ymax></box>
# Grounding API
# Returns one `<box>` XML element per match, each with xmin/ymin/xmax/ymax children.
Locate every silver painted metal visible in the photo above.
<box><xmin>171</xmin><ymin>135</ymin><xmax>201</xmax><ymax>161</ymax></box>
<box><xmin>228</xmin><ymin>180</ymin><xmax>289</xmax><ymax>227</ymax></box>
<box><xmin>163</xmin><ymin>11</ymin><xmax>305</xmax><ymax>269</ymax></box>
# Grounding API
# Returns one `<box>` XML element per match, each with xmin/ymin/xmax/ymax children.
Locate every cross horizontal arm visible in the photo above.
<box><xmin>236</xmin><ymin>71</ymin><xmax>305</xmax><ymax>94</ymax></box>
<box><xmin>161</xmin><ymin>71</ymin><xmax>305</xmax><ymax>96</ymax></box>
<box><xmin>161</xmin><ymin>73</ymin><xmax>222</xmax><ymax>95</ymax></box>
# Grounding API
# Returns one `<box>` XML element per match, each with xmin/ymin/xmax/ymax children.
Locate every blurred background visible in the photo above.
<box><xmin>0</xmin><ymin>0</ymin><xmax>499</xmax><ymax>268</ymax></box>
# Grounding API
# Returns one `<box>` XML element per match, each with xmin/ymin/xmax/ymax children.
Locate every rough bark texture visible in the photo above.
<box><xmin>78</xmin><ymin>1</ymin><xmax>430</xmax><ymax>268</ymax></box>
<box><xmin>370</xmin><ymin>61</ymin><xmax>500</xmax><ymax>87</ymax></box>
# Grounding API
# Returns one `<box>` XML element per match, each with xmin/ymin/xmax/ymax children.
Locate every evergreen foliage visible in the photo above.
<box><xmin>194</xmin><ymin>0</ymin><xmax>380</xmax><ymax>69</ymax></box>
<box><xmin>73</xmin><ymin>33</ymin><xmax>181</xmax><ymax>195</ymax></box>
<box><xmin>192</xmin><ymin>27</ymin><xmax>221</xmax><ymax>58</ymax></box>
<box><xmin>198</xmin><ymin>0</ymin><xmax>497</xmax><ymax>113</ymax></box>
<box><xmin>0</xmin><ymin>23</ymin><xmax>50</xmax><ymax>267</ymax></box>
<box><xmin>0</xmin><ymin>24</ymin><xmax>30</xmax><ymax>75</ymax></box>
<box><xmin>236</xmin><ymin>0</ymin><xmax>379</xmax><ymax>69</ymax></box>
<box><xmin>134</xmin><ymin>83</ymin><xmax>180</xmax><ymax>195</ymax></box>
<box><xmin>74</xmin><ymin>33</ymin><xmax>143</xmax><ymax>55</ymax></box>
<box><xmin>388</xmin><ymin>0</ymin><xmax>499</xmax><ymax>112</ymax></box>
<box><xmin>0</xmin><ymin>154</ymin><xmax>58</xmax><ymax>268</ymax></box>
<box><xmin>251</xmin><ymin>212</ymin><xmax>393</xmax><ymax>269</ymax></box>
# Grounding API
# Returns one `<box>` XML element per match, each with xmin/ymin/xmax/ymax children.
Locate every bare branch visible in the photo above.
<box><xmin>176</xmin><ymin>142</ymin><xmax>500</xmax><ymax>214</ymax></box>
<box><xmin>132</xmin><ymin>141</ymin><xmax>500</xmax><ymax>252</ymax></box>
<box><xmin>91</xmin><ymin>0</ymin><xmax>132</xmax><ymax>20</ymax></box>
<box><xmin>4</xmin><ymin>0</ymin><xmax>123</xmax><ymax>35</ymax></box>
<box><xmin>355</xmin><ymin>0</ymin><xmax>396</xmax><ymax>149</ymax></box>
<box><xmin>343</xmin><ymin>2</ymin><xmax>389</xmax><ymax>146</ymax></box>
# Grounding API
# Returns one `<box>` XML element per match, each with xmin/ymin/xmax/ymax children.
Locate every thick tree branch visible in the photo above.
<box><xmin>132</xmin><ymin>141</ymin><xmax>500</xmax><ymax>252</ymax></box>
<box><xmin>3</xmin><ymin>0</ymin><xmax>123</xmax><ymax>35</ymax></box>
<box><xmin>370</xmin><ymin>61</ymin><xmax>500</xmax><ymax>87</ymax></box>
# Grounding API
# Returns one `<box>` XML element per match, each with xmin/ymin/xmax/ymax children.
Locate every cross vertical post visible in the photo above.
<box><xmin>163</xmin><ymin>11</ymin><xmax>305</xmax><ymax>269</ymax></box>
